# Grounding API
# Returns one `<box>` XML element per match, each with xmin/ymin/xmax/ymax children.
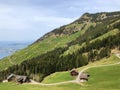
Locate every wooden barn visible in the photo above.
<box><xmin>79</xmin><ymin>72</ymin><xmax>90</xmax><ymax>82</ymax></box>
<box><xmin>70</xmin><ymin>68</ymin><xmax>79</xmax><ymax>76</ymax></box>
<box><xmin>7</xmin><ymin>74</ymin><xmax>30</xmax><ymax>84</ymax></box>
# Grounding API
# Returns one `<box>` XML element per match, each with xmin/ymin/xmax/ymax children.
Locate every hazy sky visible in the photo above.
<box><xmin>0</xmin><ymin>0</ymin><xmax>120</xmax><ymax>41</ymax></box>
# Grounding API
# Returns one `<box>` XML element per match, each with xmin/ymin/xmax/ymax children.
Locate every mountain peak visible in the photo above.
<box><xmin>34</xmin><ymin>11</ymin><xmax>120</xmax><ymax>44</ymax></box>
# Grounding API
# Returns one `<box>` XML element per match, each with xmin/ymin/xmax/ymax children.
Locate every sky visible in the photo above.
<box><xmin>0</xmin><ymin>0</ymin><xmax>120</xmax><ymax>41</ymax></box>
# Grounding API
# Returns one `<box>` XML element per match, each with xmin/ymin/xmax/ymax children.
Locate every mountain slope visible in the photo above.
<box><xmin>0</xmin><ymin>11</ymin><xmax>120</xmax><ymax>71</ymax></box>
<box><xmin>42</xmin><ymin>54</ymin><xmax>120</xmax><ymax>84</ymax></box>
<box><xmin>0</xmin><ymin>11</ymin><xmax>120</xmax><ymax>82</ymax></box>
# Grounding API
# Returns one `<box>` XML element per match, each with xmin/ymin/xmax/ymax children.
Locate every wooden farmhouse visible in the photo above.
<box><xmin>7</xmin><ymin>74</ymin><xmax>30</xmax><ymax>84</ymax></box>
<box><xmin>79</xmin><ymin>72</ymin><xmax>90</xmax><ymax>82</ymax></box>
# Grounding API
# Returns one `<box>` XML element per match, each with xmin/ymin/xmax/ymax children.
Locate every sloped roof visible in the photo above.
<box><xmin>7</xmin><ymin>74</ymin><xmax>16</xmax><ymax>80</ymax></box>
<box><xmin>70</xmin><ymin>68</ymin><xmax>78</xmax><ymax>73</ymax></box>
<box><xmin>16</xmin><ymin>75</ymin><xmax>28</xmax><ymax>82</ymax></box>
<box><xmin>80</xmin><ymin>73</ymin><xmax>89</xmax><ymax>79</ymax></box>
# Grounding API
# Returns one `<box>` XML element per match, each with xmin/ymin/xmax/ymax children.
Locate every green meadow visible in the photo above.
<box><xmin>0</xmin><ymin>55</ymin><xmax>120</xmax><ymax>90</ymax></box>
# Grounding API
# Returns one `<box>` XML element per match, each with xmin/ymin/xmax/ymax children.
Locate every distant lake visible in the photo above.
<box><xmin>0</xmin><ymin>41</ymin><xmax>33</xmax><ymax>59</ymax></box>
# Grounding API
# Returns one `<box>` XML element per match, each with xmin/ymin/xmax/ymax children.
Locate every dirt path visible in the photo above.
<box><xmin>29</xmin><ymin>79</ymin><xmax>76</xmax><ymax>86</ymax></box>
<box><xmin>75</xmin><ymin>53</ymin><xmax>120</xmax><ymax>82</ymax></box>
<box><xmin>28</xmin><ymin>53</ymin><xmax>120</xmax><ymax>86</ymax></box>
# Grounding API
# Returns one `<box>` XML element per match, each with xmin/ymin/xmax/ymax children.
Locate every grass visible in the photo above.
<box><xmin>0</xmin><ymin>82</ymin><xmax>82</xmax><ymax>90</ymax></box>
<box><xmin>0</xmin><ymin>54</ymin><xmax>120</xmax><ymax>90</ymax></box>
<box><xmin>63</xmin><ymin>29</ymin><xmax>119</xmax><ymax>56</ymax></box>
<box><xmin>76</xmin><ymin>54</ymin><xmax>120</xmax><ymax>72</ymax></box>
<box><xmin>0</xmin><ymin>20</ymin><xmax>94</xmax><ymax>71</ymax></box>
<box><xmin>42</xmin><ymin>54</ymin><xmax>120</xmax><ymax>84</ymax></box>
<box><xmin>91</xmin><ymin>29</ymin><xmax>119</xmax><ymax>42</ymax></box>
<box><xmin>0</xmin><ymin>30</ymin><xmax>83</xmax><ymax>71</ymax></box>
<box><xmin>42</xmin><ymin>71</ymin><xmax>75</xmax><ymax>84</ymax></box>
<box><xmin>0</xmin><ymin>22</ymin><xmax>99</xmax><ymax>71</ymax></box>
<box><xmin>86</xmin><ymin>64</ymin><xmax>120</xmax><ymax>89</ymax></box>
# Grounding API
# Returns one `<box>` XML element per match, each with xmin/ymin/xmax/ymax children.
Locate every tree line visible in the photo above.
<box><xmin>0</xmin><ymin>31</ymin><xmax>119</xmax><ymax>82</ymax></box>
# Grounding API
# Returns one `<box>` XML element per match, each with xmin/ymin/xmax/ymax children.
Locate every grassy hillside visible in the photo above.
<box><xmin>42</xmin><ymin>54</ymin><xmax>120</xmax><ymax>83</ymax></box>
<box><xmin>0</xmin><ymin>11</ymin><xmax>120</xmax><ymax>72</ymax></box>
<box><xmin>86</xmin><ymin>64</ymin><xmax>120</xmax><ymax>89</ymax></box>
<box><xmin>0</xmin><ymin>12</ymin><xmax>120</xmax><ymax>70</ymax></box>
<box><xmin>0</xmin><ymin>19</ymin><xmax>95</xmax><ymax>71</ymax></box>
<box><xmin>0</xmin><ymin>54</ymin><xmax>120</xmax><ymax>90</ymax></box>
<box><xmin>0</xmin><ymin>30</ymin><xmax>83</xmax><ymax>70</ymax></box>
<box><xmin>63</xmin><ymin>29</ymin><xmax>119</xmax><ymax>55</ymax></box>
<box><xmin>42</xmin><ymin>71</ymin><xmax>75</xmax><ymax>84</ymax></box>
<box><xmin>0</xmin><ymin>11</ymin><xmax>119</xmax><ymax>84</ymax></box>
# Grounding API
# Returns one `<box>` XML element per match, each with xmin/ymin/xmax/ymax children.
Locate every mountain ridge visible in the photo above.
<box><xmin>35</xmin><ymin>11</ymin><xmax>120</xmax><ymax>43</ymax></box>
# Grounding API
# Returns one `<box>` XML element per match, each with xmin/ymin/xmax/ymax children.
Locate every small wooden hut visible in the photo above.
<box><xmin>70</xmin><ymin>68</ymin><xmax>79</xmax><ymax>76</ymax></box>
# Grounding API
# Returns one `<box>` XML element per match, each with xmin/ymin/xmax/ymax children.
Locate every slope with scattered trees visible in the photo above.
<box><xmin>0</xmin><ymin>11</ymin><xmax>120</xmax><ymax>82</ymax></box>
